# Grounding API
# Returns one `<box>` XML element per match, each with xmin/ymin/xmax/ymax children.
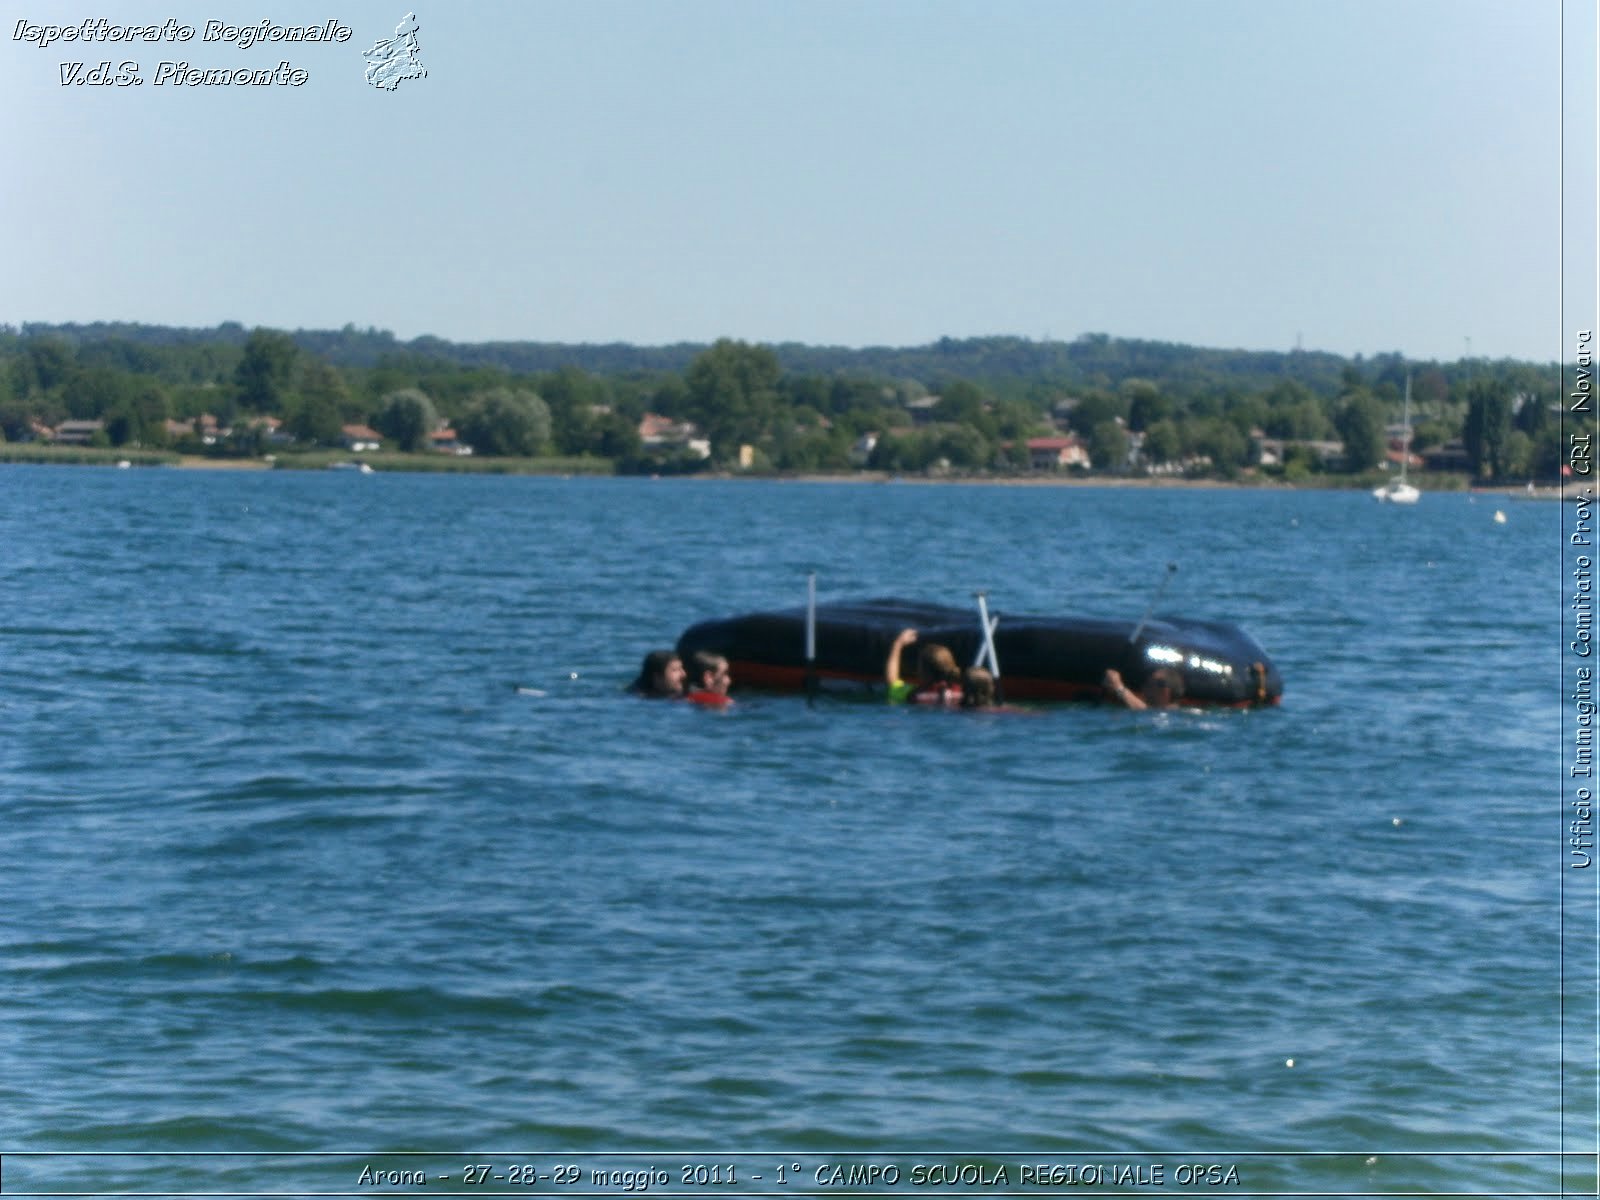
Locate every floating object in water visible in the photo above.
<box><xmin>677</xmin><ymin>597</ymin><xmax>1283</xmax><ymax>707</ymax></box>
<box><xmin>1493</xmin><ymin>510</ymin><xmax>1507</xmax><ymax>524</ymax></box>
<box><xmin>1371</xmin><ymin>480</ymin><xmax>1420</xmax><ymax>504</ymax></box>
<box><xmin>1372</xmin><ymin>374</ymin><xmax>1421</xmax><ymax>504</ymax></box>
<box><xmin>1285</xmin><ymin>1058</ymin><xmax>1296</xmax><ymax>1068</ymax></box>
<box><xmin>513</xmin><ymin>686</ymin><xmax>547</xmax><ymax>697</ymax></box>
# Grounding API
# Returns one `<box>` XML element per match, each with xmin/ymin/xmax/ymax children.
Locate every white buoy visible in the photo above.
<box><xmin>1493</xmin><ymin>510</ymin><xmax>1507</xmax><ymax>524</ymax></box>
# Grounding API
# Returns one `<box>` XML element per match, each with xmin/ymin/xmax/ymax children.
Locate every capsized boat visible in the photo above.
<box><xmin>676</xmin><ymin>597</ymin><xmax>1282</xmax><ymax>707</ymax></box>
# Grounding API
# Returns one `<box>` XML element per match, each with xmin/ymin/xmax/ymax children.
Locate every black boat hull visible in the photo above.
<box><xmin>677</xmin><ymin>597</ymin><xmax>1282</xmax><ymax>707</ymax></box>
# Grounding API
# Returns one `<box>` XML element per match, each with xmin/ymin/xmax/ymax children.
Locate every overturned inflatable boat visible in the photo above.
<box><xmin>677</xmin><ymin>596</ymin><xmax>1282</xmax><ymax>707</ymax></box>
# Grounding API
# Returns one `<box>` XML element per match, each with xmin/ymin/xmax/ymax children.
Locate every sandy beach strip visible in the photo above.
<box><xmin>175</xmin><ymin>455</ymin><xmax>274</xmax><ymax>470</ymax></box>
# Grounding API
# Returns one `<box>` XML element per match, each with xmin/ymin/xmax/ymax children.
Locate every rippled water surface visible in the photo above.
<box><xmin>0</xmin><ymin>467</ymin><xmax>1579</xmax><ymax>1194</ymax></box>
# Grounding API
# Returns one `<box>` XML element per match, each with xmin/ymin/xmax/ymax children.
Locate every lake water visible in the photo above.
<box><xmin>0</xmin><ymin>466</ymin><xmax>1586</xmax><ymax>1197</ymax></box>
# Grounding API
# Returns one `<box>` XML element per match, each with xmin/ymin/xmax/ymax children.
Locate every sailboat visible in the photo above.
<box><xmin>1372</xmin><ymin>374</ymin><xmax>1421</xmax><ymax>504</ymax></box>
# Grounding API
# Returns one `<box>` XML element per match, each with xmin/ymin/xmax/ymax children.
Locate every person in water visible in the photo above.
<box><xmin>959</xmin><ymin>665</ymin><xmax>1037</xmax><ymax>713</ymax></box>
<box><xmin>1102</xmin><ymin>666</ymin><xmax>1184</xmax><ymax>710</ymax></box>
<box><xmin>961</xmin><ymin>665</ymin><xmax>998</xmax><ymax>709</ymax></box>
<box><xmin>629</xmin><ymin>649</ymin><xmax>686</xmax><ymax>698</ymax></box>
<box><xmin>884</xmin><ymin>628</ymin><xmax>963</xmax><ymax>705</ymax></box>
<box><xmin>683</xmin><ymin>650</ymin><xmax>734</xmax><ymax>707</ymax></box>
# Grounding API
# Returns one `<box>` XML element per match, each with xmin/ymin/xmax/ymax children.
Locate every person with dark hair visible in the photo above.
<box><xmin>884</xmin><ymin>627</ymin><xmax>963</xmax><ymax>706</ymax></box>
<box><xmin>629</xmin><ymin>650</ymin><xmax>686</xmax><ymax>699</ymax></box>
<box><xmin>684</xmin><ymin>650</ymin><xmax>733</xmax><ymax>707</ymax></box>
<box><xmin>1102</xmin><ymin>666</ymin><xmax>1184</xmax><ymax>710</ymax></box>
<box><xmin>961</xmin><ymin>665</ymin><xmax>998</xmax><ymax>709</ymax></box>
<box><xmin>959</xmin><ymin>665</ymin><xmax>1036</xmax><ymax>714</ymax></box>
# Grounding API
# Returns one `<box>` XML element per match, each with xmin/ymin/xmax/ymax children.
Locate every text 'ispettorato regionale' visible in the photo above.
<box><xmin>13</xmin><ymin>18</ymin><xmax>353</xmax><ymax>87</ymax></box>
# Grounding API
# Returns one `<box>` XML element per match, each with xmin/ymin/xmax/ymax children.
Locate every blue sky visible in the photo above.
<box><xmin>1</xmin><ymin>0</ymin><xmax>1590</xmax><ymax>363</ymax></box>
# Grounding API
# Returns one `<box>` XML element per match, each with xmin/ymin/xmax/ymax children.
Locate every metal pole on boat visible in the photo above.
<box><xmin>975</xmin><ymin>590</ymin><xmax>1003</xmax><ymax>702</ymax></box>
<box><xmin>805</xmin><ymin>572</ymin><xmax>817</xmax><ymax>706</ymax></box>
<box><xmin>971</xmin><ymin>616</ymin><xmax>1000</xmax><ymax>669</ymax></box>
<box><xmin>1129</xmin><ymin>563</ymin><xmax>1178</xmax><ymax>644</ymax></box>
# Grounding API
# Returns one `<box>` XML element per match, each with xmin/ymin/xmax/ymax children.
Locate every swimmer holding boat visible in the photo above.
<box><xmin>1102</xmin><ymin>667</ymin><xmax>1184</xmax><ymax>710</ymax></box>
<box><xmin>884</xmin><ymin>628</ymin><xmax>963</xmax><ymax>706</ymax></box>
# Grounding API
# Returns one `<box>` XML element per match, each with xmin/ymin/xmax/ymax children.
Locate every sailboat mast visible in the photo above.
<box><xmin>1400</xmin><ymin>373</ymin><xmax>1411</xmax><ymax>484</ymax></box>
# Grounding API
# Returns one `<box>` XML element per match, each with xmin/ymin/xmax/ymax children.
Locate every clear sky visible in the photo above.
<box><xmin>1</xmin><ymin>0</ymin><xmax>1590</xmax><ymax>364</ymax></box>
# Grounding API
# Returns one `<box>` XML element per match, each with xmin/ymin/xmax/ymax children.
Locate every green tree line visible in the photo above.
<box><xmin>0</xmin><ymin>324</ymin><xmax>1566</xmax><ymax>482</ymax></box>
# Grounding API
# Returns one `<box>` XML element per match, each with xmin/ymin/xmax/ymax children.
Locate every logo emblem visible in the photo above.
<box><xmin>364</xmin><ymin>12</ymin><xmax>427</xmax><ymax>90</ymax></box>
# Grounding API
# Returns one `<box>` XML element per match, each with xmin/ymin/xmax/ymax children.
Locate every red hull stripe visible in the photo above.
<box><xmin>730</xmin><ymin>661</ymin><xmax>1278</xmax><ymax>708</ymax></box>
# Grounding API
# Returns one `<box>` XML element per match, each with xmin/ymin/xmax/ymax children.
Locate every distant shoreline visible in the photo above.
<box><xmin>1</xmin><ymin>451</ymin><xmax>1575</xmax><ymax>499</ymax></box>
<box><xmin>693</xmin><ymin>469</ymin><xmax>1580</xmax><ymax>499</ymax></box>
<box><xmin>760</xmin><ymin>471</ymin><xmax>1275</xmax><ymax>489</ymax></box>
